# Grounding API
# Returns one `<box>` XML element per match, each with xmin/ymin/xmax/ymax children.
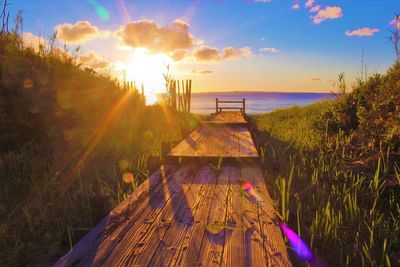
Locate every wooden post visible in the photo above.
<box><xmin>216</xmin><ymin>98</ymin><xmax>219</xmax><ymax>113</ymax></box>
<box><xmin>177</xmin><ymin>80</ymin><xmax>181</xmax><ymax>111</ymax></box>
<box><xmin>172</xmin><ymin>80</ymin><xmax>177</xmax><ymax>110</ymax></box>
<box><xmin>183</xmin><ymin>80</ymin><xmax>187</xmax><ymax>112</ymax></box>
<box><xmin>243</xmin><ymin>98</ymin><xmax>246</xmax><ymax>114</ymax></box>
<box><xmin>188</xmin><ymin>79</ymin><xmax>192</xmax><ymax>112</ymax></box>
<box><xmin>186</xmin><ymin>80</ymin><xmax>189</xmax><ymax>112</ymax></box>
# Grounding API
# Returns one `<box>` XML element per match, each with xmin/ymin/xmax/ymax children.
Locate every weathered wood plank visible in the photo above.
<box><xmin>168</xmin><ymin>128</ymin><xmax>205</xmax><ymax>156</ymax></box>
<box><xmin>221</xmin><ymin>167</ymin><xmax>245</xmax><ymax>267</ymax></box>
<box><xmin>208</xmin><ymin>111</ymin><xmax>246</xmax><ymax>124</ymax></box>
<box><xmin>244</xmin><ymin>165</ymin><xmax>292</xmax><ymax>267</ymax></box>
<box><xmin>196</xmin><ymin>167</ymin><xmax>232</xmax><ymax>266</ymax></box>
<box><xmin>169</xmin><ymin>126</ymin><xmax>258</xmax><ymax>158</ymax></box>
<box><xmin>101</xmin><ymin>165</ymin><xmax>200</xmax><ymax>266</ymax></box>
<box><xmin>54</xmin><ymin>165</ymin><xmax>178</xmax><ymax>267</ymax></box>
<box><xmin>238</xmin><ymin>127</ymin><xmax>258</xmax><ymax>157</ymax></box>
<box><xmin>171</xmin><ymin>168</ymin><xmax>218</xmax><ymax>266</ymax></box>
<box><xmin>146</xmin><ymin>166</ymin><xmax>214</xmax><ymax>266</ymax></box>
<box><xmin>240</xmin><ymin>166</ymin><xmax>268</xmax><ymax>267</ymax></box>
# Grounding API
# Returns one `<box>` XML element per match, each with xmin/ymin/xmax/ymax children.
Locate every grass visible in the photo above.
<box><xmin>251</xmin><ymin>95</ymin><xmax>399</xmax><ymax>266</ymax></box>
<box><xmin>0</xmin><ymin>14</ymin><xmax>201</xmax><ymax>266</ymax></box>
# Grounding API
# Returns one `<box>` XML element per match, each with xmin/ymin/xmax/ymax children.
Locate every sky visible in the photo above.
<box><xmin>8</xmin><ymin>0</ymin><xmax>400</xmax><ymax>94</ymax></box>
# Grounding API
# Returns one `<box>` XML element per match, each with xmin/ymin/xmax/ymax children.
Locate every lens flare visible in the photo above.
<box><xmin>242</xmin><ymin>180</ymin><xmax>262</xmax><ymax>203</ymax></box>
<box><xmin>86</xmin><ymin>0</ymin><xmax>110</xmax><ymax>21</ymax></box>
<box><xmin>122</xmin><ymin>172</ymin><xmax>134</xmax><ymax>184</ymax></box>
<box><xmin>242</xmin><ymin>181</ymin><xmax>315</xmax><ymax>263</ymax></box>
<box><xmin>279</xmin><ymin>222</ymin><xmax>315</xmax><ymax>262</ymax></box>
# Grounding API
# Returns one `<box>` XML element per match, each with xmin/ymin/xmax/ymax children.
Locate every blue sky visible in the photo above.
<box><xmin>8</xmin><ymin>0</ymin><xmax>400</xmax><ymax>93</ymax></box>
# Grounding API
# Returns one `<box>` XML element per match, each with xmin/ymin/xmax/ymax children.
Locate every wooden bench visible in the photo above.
<box><xmin>216</xmin><ymin>98</ymin><xmax>246</xmax><ymax>113</ymax></box>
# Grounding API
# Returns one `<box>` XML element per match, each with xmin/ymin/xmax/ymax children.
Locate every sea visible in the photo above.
<box><xmin>190</xmin><ymin>92</ymin><xmax>336</xmax><ymax>114</ymax></box>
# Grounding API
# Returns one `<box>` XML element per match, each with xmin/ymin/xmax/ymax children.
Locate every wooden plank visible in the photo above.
<box><xmin>167</xmin><ymin>128</ymin><xmax>205</xmax><ymax>156</ymax></box>
<box><xmin>244</xmin><ymin>165</ymin><xmax>291</xmax><ymax>267</ymax></box>
<box><xmin>171</xmin><ymin>168</ymin><xmax>218</xmax><ymax>266</ymax></box>
<box><xmin>101</xmin><ymin>165</ymin><xmax>201</xmax><ymax>266</ymax></box>
<box><xmin>240</xmin><ymin>166</ymin><xmax>268</xmax><ymax>267</ymax></box>
<box><xmin>197</xmin><ymin>167</ymin><xmax>232</xmax><ymax>266</ymax></box>
<box><xmin>221</xmin><ymin>167</ymin><xmax>245</xmax><ymax>267</ymax></box>
<box><xmin>208</xmin><ymin>111</ymin><xmax>246</xmax><ymax>124</ymax></box>
<box><xmin>75</xmin><ymin>165</ymin><xmax>194</xmax><ymax>266</ymax></box>
<box><xmin>238</xmin><ymin>127</ymin><xmax>258</xmax><ymax>157</ymax></box>
<box><xmin>169</xmin><ymin>126</ymin><xmax>259</xmax><ymax>158</ymax></box>
<box><xmin>54</xmin><ymin>165</ymin><xmax>178</xmax><ymax>267</ymax></box>
<box><xmin>145</xmin><ymin>167</ymin><xmax>214</xmax><ymax>266</ymax></box>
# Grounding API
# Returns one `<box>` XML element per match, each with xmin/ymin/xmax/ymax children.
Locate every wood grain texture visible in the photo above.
<box><xmin>208</xmin><ymin>111</ymin><xmax>247</xmax><ymax>124</ymax></box>
<box><xmin>54</xmin><ymin>110</ymin><xmax>290</xmax><ymax>267</ymax></box>
<box><xmin>168</xmin><ymin>127</ymin><xmax>258</xmax><ymax>158</ymax></box>
<box><xmin>196</xmin><ymin>167</ymin><xmax>231</xmax><ymax>266</ymax></box>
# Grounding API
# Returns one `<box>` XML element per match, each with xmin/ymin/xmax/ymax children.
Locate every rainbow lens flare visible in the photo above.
<box><xmin>242</xmin><ymin>180</ymin><xmax>253</xmax><ymax>192</ymax></box>
<box><xmin>242</xmin><ymin>180</ymin><xmax>262</xmax><ymax>204</ymax></box>
<box><xmin>279</xmin><ymin>222</ymin><xmax>315</xmax><ymax>262</ymax></box>
<box><xmin>86</xmin><ymin>0</ymin><xmax>110</xmax><ymax>21</ymax></box>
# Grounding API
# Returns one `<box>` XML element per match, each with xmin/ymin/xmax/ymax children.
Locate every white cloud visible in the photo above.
<box><xmin>305</xmin><ymin>0</ymin><xmax>314</xmax><ymax>8</ymax></box>
<box><xmin>55</xmin><ymin>21</ymin><xmax>109</xmax><ymax>44</ymax></box>
<box><xmin>309</xmin><ymin>5</ymin><xmax>320</xmax><ymax>13</ymax></box>
<box><xmin>254</xmin><ymin>0</ymin><xmax>272</xmax><ymax>2</ymax></box>
<box><xmin>22</xmin><ymin>32</ymin><xmax>46</xmax><ymax>52</ymax></box>
<box><xmin>311</xmin><ymin>6</ymin><xmax>343</xmax><ymax>24</ymax></box>
<box><xmin>291</xmin><ymin>3</ymin><xmax>300</xmax><ymax>10</ymax></box>
<box><xmin>260</xmin><ymin>47</ymin><xmax>279</xmax><ymax>53</ymax></box>
<box><xmin>345</xmin><ymin>27</ymin><xmax>379</xmax><ymax>37</ymax></box>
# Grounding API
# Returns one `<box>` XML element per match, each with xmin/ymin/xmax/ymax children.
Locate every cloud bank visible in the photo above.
<box><xmin>193</xmin><ymin>45</ymin><xmax>253</xmax><ymax>62</ymax></box>
<box><xmin>56</xmin><ymin>21</ymin><xmax>109</xmax><ymax>44</ymax></box>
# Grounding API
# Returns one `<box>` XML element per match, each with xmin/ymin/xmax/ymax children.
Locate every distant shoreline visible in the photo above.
<box><xmin>191</xmin><ymin>91</ymin><xmax>336</xmax><ymax>94</ymax></box>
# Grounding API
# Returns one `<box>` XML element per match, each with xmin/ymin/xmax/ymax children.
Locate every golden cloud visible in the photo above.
<box><xmin>22</xmin><ymin>32</ymin><xmax>46</xmax><ymax>52</ymax></box>
<box><xmin>78</xmin><ymin>51</ymin><xmax>111</xmax><ymax>69</ymax></box>
<box><xmin>193</xmin><ymin>46</ymin><xmax>221</xmax><ymax>62</ymax></box>
<box><xmin>115</xmin><ymin>19</ymin><xmax>195</xmax><ymax>53</ymax></box>
<box><xmin>189</xmin><ymin>69</ymin><xmax>214</xmax><ymax>75</ymax></box>
<box><xmin>170</xmin><ymin>49</ymin><xmax>188</xmax><ymax>62</ymax></box>
<box><xmin>193</xmin><ymin>45</ymin><xmax>253</xmax><ymax>62</ymax></box>
<box><xmin>55</xmin><ymin>21</ymin><xmax>109</xmax><ymax>44</ymax></box>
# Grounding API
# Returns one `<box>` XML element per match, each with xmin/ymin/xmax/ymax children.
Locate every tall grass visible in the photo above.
<box><xmin>0</xmin><ymin>12</ymin><xmax>200</xmax><ymax>266</ymax></box>
<box><xmin>251</xmin><ymin>92</ymin><xmax>399</xmax><ymax>266</ymax></box>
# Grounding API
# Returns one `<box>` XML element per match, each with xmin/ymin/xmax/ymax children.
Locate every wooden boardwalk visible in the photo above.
<box><xmin>167</xmin><ymin>126</ymin><xmax>258</xmax><ymax>158</ymax></box>
<box><xmin>208</xmin><ymin>111</ymin><xmax>247</xmax><ymax>124</ymax></box>
<box><xmin>55</xmin><ymin>111</ymin><xmax>291</xmax><ymax>267</ymax></box>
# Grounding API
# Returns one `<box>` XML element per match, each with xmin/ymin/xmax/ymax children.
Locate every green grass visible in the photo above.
<box><xmin>0</xmin><ymin>19</ymin><xmax>201</xmax><ymax>266</ymax></box>
<box><xmin>250</xmin><ymin>97</ymin><xmax>399</xmax><ymax>266</ymax></box>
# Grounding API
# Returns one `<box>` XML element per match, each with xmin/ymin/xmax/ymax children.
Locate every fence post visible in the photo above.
<box><xmin>243</xmin><ymin>98</ymin><xmax>246</xmax><ymax>114</ymax></box>
<box><xmin>216</xmin><ymin>98</ymin><xmax>219</xmax><ymax>113</ymax></box>
<box><xmin>188</xmin><ymin>79</ymin><xmax>192</xmax><ymax>112</ymax></box>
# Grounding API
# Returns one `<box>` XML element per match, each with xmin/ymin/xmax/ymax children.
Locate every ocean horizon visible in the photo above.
<box><xmin>190</xmin><ymin>92</ymin><xmax>337</xmax><ymax>114</ymax></box>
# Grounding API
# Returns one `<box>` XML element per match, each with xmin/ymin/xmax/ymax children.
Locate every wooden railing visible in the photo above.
<box><xmin>215</xmin><ymin>98</ymin><xmax>246</xmax><ymax>113</ymax></box>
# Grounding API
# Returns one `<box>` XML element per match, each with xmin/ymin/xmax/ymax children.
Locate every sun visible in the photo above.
<box><xmin>115</xmin><ymin>48</ymin><xmax>171</xmax><ymax>105</ymax></box>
